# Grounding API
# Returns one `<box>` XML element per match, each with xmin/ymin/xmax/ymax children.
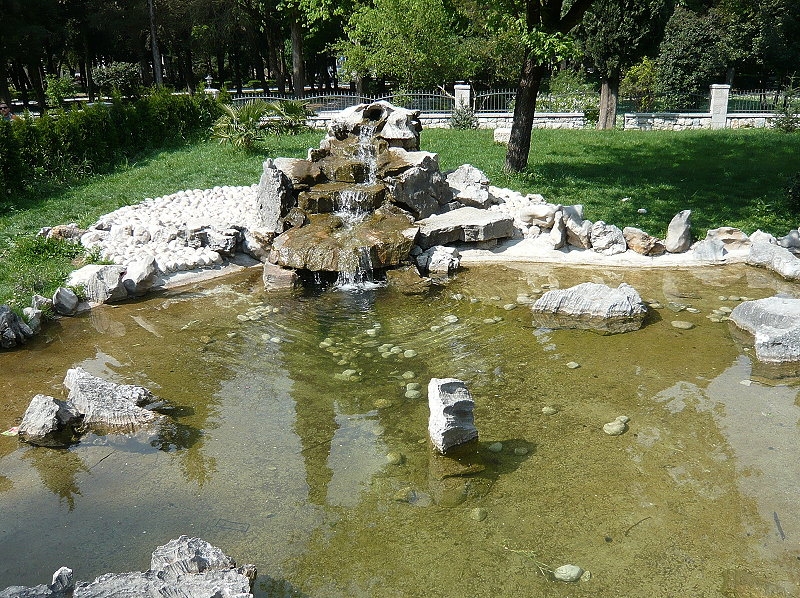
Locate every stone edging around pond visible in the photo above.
<box><xmin>2</xmin><ymin>159</ymin><xmax>800</xmax><ymax>354</ymax></box>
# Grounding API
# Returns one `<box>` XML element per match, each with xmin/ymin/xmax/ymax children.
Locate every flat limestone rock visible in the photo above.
<box><xmin>416</xmin><ymin>207</ymin><xmax>514</xmax><ymax>249</ymax></box>
<box><xmin>532</xmin><ymin>282</ymin><xmax>647</xmax><ymax>334</ymax></box>
<box><xmin>2</xmin><ymin>537</ymin><xmax>257</xmax><ymax>598</ymax></box>
<box><xmin>747</xmin><ymin>241</ymin><xmax>800</xmax><ymax>281</ymax></box>
<box><xmin>729</xmin><ymin>296</ymin><xmax>800</xmax><ymax>363</ymax></box>
<box><xmin>63</xmin><ymin>367</ymin><xmax>161</xmax><ymax>428</ymax></box>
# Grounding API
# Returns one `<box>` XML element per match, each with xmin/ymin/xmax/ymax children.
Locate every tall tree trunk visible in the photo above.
<box><xmin>0</xmin><ymin>61</ymin><xmax>12</xmax><ymax>106</ymax></box>
<box><xmin>597</xmin><ymin>74</ymin><xmax>619</xmax><ymax>130</ymax></box>
<box><xmin>290</xmin><ymin>17</ymin><xmax>305</xmax><ymax>98</ymax></box>
<box><xmin>13</xmin><ymin>62</ymin><xmax>30</xmax><ymax>106</ymax></box>
<box><xmin>216</xmin><ymin>51</ymin><xmax>225</xmax><ymax>88</ymax></box>
<box><xmin>266</xmin><ymin>33</ymin><xmax>285</xmax><ymax>93</ymax></box>
<box><xmin>27</xmin><ymin>61</ymin><xmax>47</xmax><ymax>112</ymax></box>
<box><xmin>504</xmin><ymin>54</ymin><xmax>546</xmax><ymax>173</ymax></box>
<box><xmin>148</xmin><ymin>0</ymin><xmax>163</xmax><ymax>86</ymax></box>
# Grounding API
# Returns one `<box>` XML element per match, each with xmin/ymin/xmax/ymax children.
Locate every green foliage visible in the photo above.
<box><xmin>449</xmin><ymin>100</ymin><xmax>478</xmax><ymax>130</ymax></box>
<box><xmin>212</xmin><ymin>100</ymin><xmax>313</xmax><ymax>150</ymax></box>
<box><xmin>655</xmin><ymin>6</ymin><xmax>727</xmax><ymax>106</ymax></box>
<box><xmin>337</xmin><ymin>0</ymin><xmax>480</xmax><ymax>88</ymax></box>
<box><xmin>786</xmin><ymin>172</ymin><xmax>800</xmax><ymax>215</ymax></box>
<box><xmin>93</xmin><ymin>62</ymin><xmax>142</xmax><ymax>97</ymax></box>
<box><xmin>519</xmin><ymin>26</ymin><xmax>579</xmax><ymax>65</ymax></box>
<box><xmin>773</xmin><ymin>86</ymin><xmax>800</xmax><ymax>133</ymax></box>
<box><xmin>621</xmin><ymin>57</ymin><xmax>658</xmax><ymax>110</ymax></box>
<box><xmin>44</xmin><ymin>75</ymin><xmax>77</xmax><ymax>108</ymax></box>
<box><xmin>0</xmin><ymin>89</ymin><xmax>222</xmax><ymax>195</ymax></box>
<box><xmin>538</xmin><ymin>70</ymin><xmax>599</xmax><ymax>114</ymax></box>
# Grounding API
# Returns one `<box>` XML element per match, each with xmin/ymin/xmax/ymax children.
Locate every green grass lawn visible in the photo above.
<box><xmin>1</xmin><ymin>128</ymin><xmax>799</xmax><ymax>308</ymax></box>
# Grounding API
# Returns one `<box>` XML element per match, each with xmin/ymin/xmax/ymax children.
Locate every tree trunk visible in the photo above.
<box><xmin>290</xmin><ymin>17</ymin><xmax>305</xmax><ymax>98</ymax></box>
<box><xmin>504</xmin><ymin>54</ymin><xmax>546</xmax><ymax>173</ymax></box>
<box><xmin>27</xmin><ymin>61</ymin><xmax>47</xmax><ymax>112</ymax></box>
<box><xmin>148</xmin><ymin>0</ymin><xmax>163</xmax><ymax>86</ymax></box>
<box><xmin>597</xmin><ymin>75</ymin><xmax>619</xmax><ymax>130</ymax></box>
<box><xmin>0</xmin><ymin>61</ymin><xmax>12</xmax><ymax>106</ymax></box>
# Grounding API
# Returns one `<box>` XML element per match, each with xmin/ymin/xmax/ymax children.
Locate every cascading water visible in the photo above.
<box><xmin>334</xmin><ymin>125</ymin><xmax>383</xmax><ymax>290</ymax></box>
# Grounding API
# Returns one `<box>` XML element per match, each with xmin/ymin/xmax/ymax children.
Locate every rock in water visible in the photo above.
<box><xmin>554</xmin><ymin>564</ymin><xmax>584</xmax><ymax>582</ymax></box>
<box><xmin>0</xmin><ymin>304</ymin><xmax>35</xmax><ymax>349</ymax></box>
<box><xmin>18</xmin><ymin>394</ymin><xmax>82</xmax><ymax>447</ymax></box>
<box><xmin>428</xmin><ymin>378</ymin><xmax>478</xmax><ymax>453</ymax></box>
<box><xmin>63</xmin><ymin>367</ymin><xmax>161</xmax><ymax>428</ymax></box>
<box><xmin>665</xmin><ymin>210</ymin><xmax>692</xmax><ymax>253</ymax></box>
<box><xmin>729</xmin><ymin>296</ymin><xmax>800</xmax><ymax>363</ymax></box>
<box><xmin>66</xmin><ymin>264</ymin><xmax>128</xmax><ymax>304</ymax></box>
<box><xmin>747</xmin><ymin>241</ymin><xmax>800</xmax><ymax>281</ymax></box>
<box><xmin>531</xmin><ymin>282</ymin><xmax>647</xmax><ymax>334</ymax></box>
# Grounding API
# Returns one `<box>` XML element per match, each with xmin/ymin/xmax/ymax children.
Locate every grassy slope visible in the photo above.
<box><xmin>2</xmin><ymin>128</ymin><xmax>799</xmax><ymax>307</ymax></box>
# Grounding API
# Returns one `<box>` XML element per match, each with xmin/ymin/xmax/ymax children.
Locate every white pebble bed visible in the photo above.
<box><xmin>80</xmin><ymin>185</ymin><xmax>262</xmax><ymax>274</ymax></box>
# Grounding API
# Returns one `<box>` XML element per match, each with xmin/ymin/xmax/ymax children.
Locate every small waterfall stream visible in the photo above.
<box><xmin>334</xmin><ymin>125</ymin><xmax>381</xmax><ymax>290</ymax></box>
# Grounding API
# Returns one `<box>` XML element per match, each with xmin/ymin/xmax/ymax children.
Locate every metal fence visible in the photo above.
<box><xmin>728</xmin><ymin>88</ymin><xmax>786</xmax><ymax>113</ymax></box>
<box><xmin>231</xmin><ymin>89</ymin><xmax>455</xmax><ymax>113</ymax></box>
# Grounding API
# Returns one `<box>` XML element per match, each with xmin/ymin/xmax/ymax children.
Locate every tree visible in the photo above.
<box><xmin>501</xmin><ymin>0</ymin><xmax>595</xmax><ymax>172</ymax></box>
<box><xmin>337</xmin><ymin>0</ymin><xmax>478</xmax><ymax>90</ymax></box>
<box><xmin>580</xmin><ymin>0</ymin><xmax>672</xmax><ymax>129</ymax></box>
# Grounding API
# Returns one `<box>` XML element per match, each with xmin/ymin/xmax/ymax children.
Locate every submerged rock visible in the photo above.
<box><xmin>18</xmin><ymin>394</ymin><xmax>82</xmax><ymax>447</ymax></box>
<box><xmin>531</xmin><ymin>282</ymin><xmax>648</xmax><ymax>334</ymax></box>
<box><xmin>729</xmin><ymin>296</ymin><xmax>800</xmax><ymax>363</ymax></box>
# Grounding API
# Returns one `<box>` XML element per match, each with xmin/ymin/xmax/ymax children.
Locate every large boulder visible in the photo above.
<box><xmin>416</xmin><ymin>207</ymin><xmax>515</xmax><ymax>249</ymax></box>
<box><xmin>590</xmin><ymin>221</ymin><xmax>627</xmax><ymax>255</ymax></box>
<box><xmin>63</xmin><ymin>367</ymin><xmax>162</xmax><ymax>429</ymax></box>
<box><xmin>385</xmin><ymin>153</ymin><xmax>452</xmax><ymax>219</ymax></box>
<box><xmin>1</xmin><ymin>537</ymin><xmax>257</xmax><ymax>598</ymax></box>
<box><xmin>446</xmin><ymin>164</ymin><xmax>494</xmax><ymax>209</ymax></box>
<box><xmin>52</xmin><ymin>287</ymin><xmax>79</xmax><ymax>316</ymax></box>
<box><xmin>269</xmin><ymin>209</ymin><xmax>418</xmax><ymax>273</ymax></box>
<box><xmin>705</xmin><ymin>227</ymin><xmax>750</xmax><ymax>252</ymax></box>
<box><xmin>622</xmin><ymin>227</ymin><xmax>665</xmax><ymax>256</ymax></box>
<box><xmin>665</xmin><ymin>210</ymin><xmax>692</xmax><ymax>253</ymax></box>
<box><xmin>531</xmin><ymin>282</ymin><xmax>648</xmax><ymax>334</ymax></box>
<box><xmin>729</xmin><ymin>296</ymin><xmax>800</xmax><ymax>363</ymax></box>
<box><xmin>18</xmin><ymin>394</ymin><xmax>82</xmax><ymax>447</ymax></box>
<box><xmin>0</xmin><ymin>305</ymin><xmax>35</xmax><ymax>349</ymax></box>
<box><xmin>66</xmin><ymin>264</ymin><xmax>128</xmax><ymax>304</ymax></box>
<box><xmin>428</xmin><ymin>378</ymin><xmax>478</xmax><ymax>454</ymax></box>
<box><xmin>747</xmin><ymin>241</ymin><xmax>800</xmax><ymax>280</ymax></box>
<box><xmin>413</xmin><ymin>245</ymin><xmax>461</xmax><ymax>275</ymax></box>
<box><xmin>255</xmin><ymin>159</ymin><xmax>294</xmax><ymax>238</ymax></box>
<box><xmin>327</xmin><ymin>101</ymin><xmax>422</xmax><ymax>151</ymax></box>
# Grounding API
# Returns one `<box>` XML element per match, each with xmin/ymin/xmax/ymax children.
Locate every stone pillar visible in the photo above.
<box><xmin>710</xmin><ymin>84</ymin><xmax>730</xmax><ymax>129</ymax></box>
<box><xmin>454</xmin><ymin>83</ymin><xmax>471</xmax><ymax>110</ymax></box>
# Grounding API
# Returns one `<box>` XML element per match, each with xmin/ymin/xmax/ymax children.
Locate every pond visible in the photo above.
<box><xmin>1</xmin><ymin>263</ymin><xmax>799</xmax><ymax>597</ymax></box>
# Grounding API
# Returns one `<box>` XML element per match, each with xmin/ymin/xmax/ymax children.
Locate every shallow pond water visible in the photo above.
<box><xmin>1</xmin><ymin>263</ymin><xmax>799</xmax><ymax>597</ymax></box>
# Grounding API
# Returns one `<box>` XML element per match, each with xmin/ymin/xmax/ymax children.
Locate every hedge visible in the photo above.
<box><xmin>0</xmin><ymin>88</ymin><xmax>222</xmax><ymax>195</ymax></box>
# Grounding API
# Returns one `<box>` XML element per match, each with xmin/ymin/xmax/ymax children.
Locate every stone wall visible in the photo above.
<box><xmin>309</xmin><ymin>112</ymin><xmax>586</xmax><ymax>131</ymax></box>
<box><xmin>623</xmin><ymin>112</ymin><xmax>780</xmax><ymax>131</ymax></box>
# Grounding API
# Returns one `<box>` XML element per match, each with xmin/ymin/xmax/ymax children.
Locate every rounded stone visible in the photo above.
<box><xmin>405</xmin><ymin>390</ymin><xmax>422</xmax><ymax>399</ymax></box>
<box><xmin>386</xmin><ymin>452</ymin><xmax>405</xmax><ymax>465</ymax></box>
<box><xmin>406</xmin><ymin>382</ymin><xmax>422</xmax><ymax>391</ymax></box>
<box><xmin>487</xmin><ymin>442</ymin><xmax>503</xmax><ymax>453</ymax></box>
<box><xmin>671</xmin><ymin>320</ymin><xmax>694</xmax><ymax>330</ymax></box>
<box><xmin>503</xmin><ymin>303</ymin><xmax>517</xmax><ymax>311</ymax></box>
<box><xmin>603</xmin><ymin>419</ymin><xmax>628</xmax><ymax>436</ymax></box>
<box><xmin>403</xmin><ymin>349</ymin><xmax>417</xmax><ymax>358</ymax></box>
<box><xmin>470</xmin><ymin>507</ymin><xmax>488</xmax><ymax>522</ymax></box>
<box><xmin>365</xmin><ymin>329</ymin><xmax>378</xmax><ymax>337</ymax></box>
<box><xmin>444</xmin><ymin>315</ymin><xmax>459</xmax><ymax>324</ymax></box>
<box><xmin>542</xmin><ymin>406</ymin><xmax>559</xmax><ymax>416</ymax></box>
<box><xmin>430</xmin><ymin>325</ymin><xmax>442</xmax><ymax>332</ymax></box>
<box><xmin>401</xmin><ymin>371</ymin><xmax>416</xmax><ymax>379</ymax></box>
<box><xmin>566</xmin><ymin>361</ymin><xmax>581</xmax><ymax>369</ymax></box>
<box><xmin>514</xmin><ymin>447</ymin><xmax>529</xmax><ymax>456</ymax></box>
<box><xmin>554</xmin><ymin>564</ymin><xmax>584</xmax><ymax>582</ymax></box>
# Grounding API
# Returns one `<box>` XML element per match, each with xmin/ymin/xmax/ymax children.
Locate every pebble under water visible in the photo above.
<box><xmin>1</xmin><ymin>263</ymin><xmax>799</xmax><ymax>597</ymax></box>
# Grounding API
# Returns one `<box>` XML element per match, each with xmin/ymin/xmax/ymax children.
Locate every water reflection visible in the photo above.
<box><xmin>22</xmin><ymin>447</ymin><xmax>87</xmax><ymax>511</ymax></box>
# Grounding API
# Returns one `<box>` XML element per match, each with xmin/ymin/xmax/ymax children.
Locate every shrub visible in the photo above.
<box><xmin>93</xmin><ymin>62</ymin><xmax>142</xmax><ymax>97</ymax></box>
<box><xmin>621</xmin><ymin>57</ymin><xmax>658</xmax><ymax>111</ymax></box>
<box><xmin>773</xmin><ymin>88</ymin><xmax>800</xmax><ymax>134</ymax></box>
<box><xmin>212</xmin><ymin>99</ymin><xmax>313</xmax><ymax>149</ymax></box>
<box><xmin>44</xmin><ymin>75</ymin><xmax>77</xmax><ymax>108</ymax></box>
<box><xmin>786</xmin><ymin>172</ymin><xmax>800</xmax><ymax>215</ymax></box>
<box><xmin>449</xmin><ymin>99</ymin><xmax>478</xmax><ymax>129</ymax></box>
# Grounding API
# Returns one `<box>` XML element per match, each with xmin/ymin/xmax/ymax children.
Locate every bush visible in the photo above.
<box><xmin>93</xmin><ymin>62</ymin><xmax>142</xmax><ymax>97</ymax></box>
<box><xmin>44</xmin><ymin>75</ymin><xmax>77</xmax><ymax>108</ymax></box>
<box><xmin>787</xmin><ymin>172</ymin><xmax>800</xmax><ymax>215</ymax></box>
<box><xmin>621</xmin><ymin>57</ymin><xmax>658</xmax><ymax>111</ymax></box>
<box><xmin>0</xmin><ymin>89</ymin><xmax>222</xmax><ymax>194</ymax></box>
<box><xmin>449</xmin><ymin>99</ymin><xmax>478</xmax><ymax>129</ymax></box>
<box><xmin>212</xmin><ymin>99</ymin><xmax>313</xmax><ymax>150</ymax></box>
<box><xmin>773</xmin><ymin>88</ymin><xmax>800</xmax><ymax>133</ymax></box>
